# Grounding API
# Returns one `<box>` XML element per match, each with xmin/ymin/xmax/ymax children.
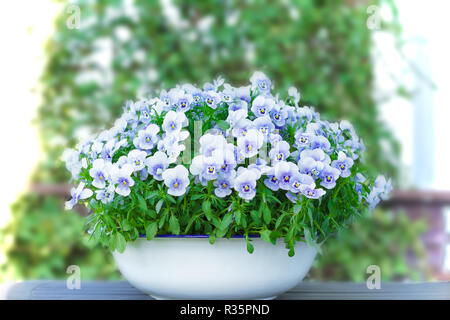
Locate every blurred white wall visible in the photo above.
<box><xmin>0</xmin><ymin>1</ymin><xmax>61</xmax><ymax>229</ymax></box>
<box><xmin>376</xmin><ymin>0</ymin><xmax>450</xmax><ymax>191</ymax></box>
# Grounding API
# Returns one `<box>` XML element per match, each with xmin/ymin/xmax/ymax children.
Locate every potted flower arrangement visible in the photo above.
<box><xmin>63</xmin><ymin>72</ymin><xmax>391</xmax><ymax>299</ymax></box>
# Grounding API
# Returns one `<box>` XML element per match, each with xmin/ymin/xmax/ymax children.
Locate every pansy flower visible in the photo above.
<box><xmin>146</xmin><ymin>151</ymin><xmax>169</xmax><ymax>181</ymax></box>
<box><xmin>162</xmin><ymin>111</ymin><xmax>188</xmax><ymax>135</ymax></box>
<box><xmin>95</xmin><ymin>184</ymin><xmax>115</xmax><ymax>204</ymax></box>
<box><xmin>237</xmin><ymin>129</ymin><xmax>264</xmax><ymax>158</ymax></box>
<box><xmin>311</xmin><ymin>135</ymin><xmax>331</xmax><ymax>153</ymax></box>
<box><xmin>133</xmin><ymin>124</ymin><xmax>160</xmax><ymax>150</ymax></box>
<box><xmin>264</xmin><ymin>174</ymin><xmax>280</xmax><ymax>191</ymax></box>
<box><xmin>231</xmin><ymin>119</ymin><xmax>254</xmax><ymax>138</ymax></box>
<box><xmin>253</xmin><ymin>115</ymin><xmax>275</xmax><ymax>138</ymax></box>
<box><xmin>289</xmin><ymin>172</ymin><xmax>314</xmax><ymax>194</ymax></box>
<box><xmin>270</xmin><ymin>104</ymin><xmax>288</xmax><ymax>127</ymax></box>
<box><xmin>221</xmin><ymin>84</ymin><xmax>235</xmax><ymax>103</ymax></box>
<box><xmin>250</xmin><ymin>71</ymin><xmax>271</xmax><ymax>94</ymax></box>
<box><xmin>299</xmin><ymin>184</ymin><xmax>326</xmax><ymax>199</ymax></box>
<box><xmin>190</xmin><ymin>155</ymin><xmax>221</xmax><ymax>181</ymax></box>
<box><xmin>298</xmin><ymin>157</ymin><xmax>325</xmax><ymax>179</ymax></box>
<box><xmin>127</xmin><ymin>149</ymin><xmax>147</xmax><ymax>172</ymax></box>
<box><xmin>162</xmin><ymin>165</ymin><xmax>190</xmax><ymax>197</ymax></box>
<box><xmin>294</xmin><ymin>131</ymin><xmax>313</xmax><ymax>150</ymax></box>
<box><xmin>214</xmin><ymin>171</ymin><xmax>236</xmax><ymax>198</ymax></box>
<box><xmin>274</xmin><ymin>161</ymin><xmax>299</xmax><ymax>191</ymax></box>
<box><xmin>65</xmin><ymin>182</ymin><xmax>93</xmax><ymax>210</ymax></box>
<box><xmin>111</xmin><ymin>164</ymin><xmax>135</xmax><ymax>197</ymax></box>
<box><xmin>159</xmin><ymin>89</ymin><xmax>172</xmax><ymax>110</ymax></box>
<box><xmin>300</xmin><ymin>148</ymin><xmax>331</xmax><ymax>165</ymax></box>
<box><xmin>89</xmin><ymin>159</ymin><xmax>111</xmax><ymax>189</ymax></box>
<box><xmin>234</xmin><ymin>168</ymin><xmax>258</xmax><ymax>201</ymax></box>
<box><xmin>331</xmin><ymin>151</ymin><xmax>354</xmax><ymax>178</ymax></box>
<box><xmin>203</xmin><ymin>90</ymin><xmax>221</xmax><ymax>109</ymax></box>
<box><xmin>251</xmin><ymin>95</ymin><xmax>274</xmax><ymax>117</ymax></box>
<box><xmin>269</xmin><ymin>140</ymin><xmax>290</xmax><ymax>163</ymax></box>
<box><xmin>320</xmin><ymin>165</ymin><xmax>341</xmax><ymax>189</ymax></box>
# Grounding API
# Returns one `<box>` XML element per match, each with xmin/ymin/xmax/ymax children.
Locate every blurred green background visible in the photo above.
<box><xmin>0</xmin><ymin>0</ymin><xmax>433</xmax><ymax>282</ymax></box>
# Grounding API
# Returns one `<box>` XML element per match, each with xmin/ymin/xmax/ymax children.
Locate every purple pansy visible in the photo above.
<box><xmin>89</xmin><ymin>159</ymin><xmax>110</xmax><ymax>189</ymax></box>
<box><xmin>270</xmin><ymin>104</ymin><xmax>288</xmax><ymax>127</ymax></box>
<box><xmin>111</xmin><ymin>164</ymin><xmax>135</xmax><ymax>197</ymax></box>
<box><xmin>203</xmin><ymin>90</ymin><xmax>221</xmax><ymax>109</ymax></box>
<box><xmin>289</xmin><ymin>172</ymin><xmax>315</xmax><ymax>194</ymax></box>
<box><xmin>331</xmin><ymin>151</ymin><xmax>354</xmax><ymax>178</ymax></box>
<box><xmin>251</xmin><ymin>95</ymin><xmax>274</xmax><ymax>117</ymax></box>
<box><xmin>162</xmin><ymin>111</ymin><xmax>188</xmax><ymax>135</ymax></box>
<box><xmin>253</xmin><ymin>115</ymin><xmax>275</xmax><ymax>138</ymax></box>
<box><xmin>294</xmin><ymin>131</ymin><xmax>313</xmax><ymax>150</ymax></box>
<box><xmin>298</xmin><ymin>157</ymin><xmax>325</xmax><ymax>179</ymax></box>
<box><xmin>214</xmin><ymin>171</ymin><xmax>236</xmax><ymax>198</ymax></box>
<box><xmin>300</xmin><ymin>184</ymin><xmax>326</xmax><ymax>199</ymax></box>
<box><xmin>127</xmin><ymin>149</ymin><xmax>147</xmax><ymax>172</ymax></box>
<box><xmin>65</xmin><ymin>182</ymin><xmax>93</xmax><ymax>210</ymax></box>
<box><xmin>95</xmin><ymin>184</ymin><xmax>115</xmax><ymax>204</ymax></box>
<box><xmin>274</xmin><ymin>161</ymin><xmax>299</xmax><ymax>191</ymax></box>
<box><xmin>190</xmin><ymin>155</ymin><xmax>221</xmax><ymax>181</ymax></box>
<box><xmin>250</xmin><ymin>71</ymin><xmax>271</xmax><ymax>93</ymax></box>
<box><xmin>237</xmin><ymin>129</ymin><xmax>264</xmax><ymax>158</ymax></box>
<box><xmin>234</xmin><ymin>168</ymin><xmax>258</xmax><ymax>201</ymax></box>
<box><xmin>320</xmin><ymin>165</ymin><xmax>341</xmax><ymax>189</ymax></box>
<box><xmin>146</xmin><ymin>151</ymin><xmax>169</xmax><ymax>181</ymax></box>
<box><xmin>162</xmin><ymin>165</ymin><xmax>190</xmax><ymax>197</ymax></box>
<box><xmin>269</xmin><ymin>141</ymin><xmax>290</xmax><ymax>163</ymax></box>
<box><xmin>133</xmin><ymin>124</ymin><xmax>160</xmax><ymax>150</ymax></box>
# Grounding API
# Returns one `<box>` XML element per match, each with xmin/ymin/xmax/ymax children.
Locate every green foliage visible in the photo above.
<box><xmin>0</xmin><ymin>194</ymin><xmax>119</xmax><ymax>281</ymax></box>
<box><xmin>308</xmin><ymin>210</ymin><xmax>432</xmax><ymax>282</ymax></box>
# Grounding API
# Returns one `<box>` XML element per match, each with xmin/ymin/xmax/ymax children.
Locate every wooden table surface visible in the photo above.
<box><xmin>1</xmin><ymin>281</ymin><xmax>449</xmax><ymax>300</ymax></box>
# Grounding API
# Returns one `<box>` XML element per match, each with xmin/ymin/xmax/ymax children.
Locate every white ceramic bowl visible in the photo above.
<box><xmin>112</xmin><ymin>236</ymin><xmax>317</xmax><ymax>300</ymax></box>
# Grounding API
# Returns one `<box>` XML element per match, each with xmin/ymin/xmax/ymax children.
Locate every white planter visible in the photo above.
<box><xmin>112</xmin><ymin>236</ymin><xmax>317</xmax><ymax>300</ymax></box>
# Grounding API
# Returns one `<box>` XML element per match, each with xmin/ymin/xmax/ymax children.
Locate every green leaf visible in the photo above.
<box><xmin>304</xmin><ymin>228</ymin><xmax>313</xmax><ymax>246</ymax></box>
<box><xmin>121</xmin><ymin>220</ymin><xmax>132</xmax><ymax>231</ymax></box>
<box><xmin>275</xmin><ymin>213</ymin><xmax>286</xmax><ymax>229</ymax></box>
<box><xmin>145</xmin><ymin>222</ymin><xmax>158</xmax><ymax>240</ymax></box>
<box><xmin>216</xmin><ymin>120</ymin><xmax>231</xmax><ymax>131</ymax></box>
<box><xmin>158</xmin><ymin>211</ymin><xmax>168</xmax><ymax>229</ymax></box>
<box><xmin>155</xmin><ymin>199</ymin><xmax>164</xmax><ymax>214</ymax></box>
<box><xmin>202</xmin><ymin>201</ymin><xmax>212</xmax><ymax>220</ymax></box>
<box><xmin>137</xmin><ymin>194</ymin><xmax>148</xmax><ymax>212</ymax></box>
<box><xmin>260</xmin><ymin>229</ymin><xmax>272</xmax><ymax>243</ymax></box>
<box><xmin>167</xmin><ymin>195</ymin><xmax>177</xmax><ymax>204</ymax></box>
<box><xmin>109</xmin><ymin>233</ymin><xmax>117</xmax><ymax>252</ymax></box>
<box><xmin>209</xmin><ymin>233</ymin><xmax>216</xmax><ymax>244</ymax></box>
<box><xmin>288</xmin><ymin>246</ymin><xmax>295</xmax><ymax>257</ymax></box>
<box><xmin>250</xmin><ymin>210</ymin><xmax>260</xmax><ymax>223</ymax></box>
<box><xmin>215</xmin><ymin>227</ymin><xmax>227</xmax><ymax>238</ymax></box>
<box><xmin>202</xmin><ymin>201</ymin><xmax>211</xmax><ymax>214</ymax></box>
<box><xmin>246</xmin><ymin>241</ymin><xmax>254</xmax><ymax>254</ymax></box>
<box><xmin>169</xmin><ymin>215</ymin><xmax>180</xmax><ymax>235</ymax></box>
<box><xmin>147</xmin><ymin>210</ymin><xmax>157</xmax><ymax>219</ymax></box>
<box><xmin>263</xmin><ymin>206</ymin><xmax>271</xmax><ymax>224</ymax></box>
<box><xmin>116</xmin><ymin>233</ymin><xmax>127</xmax><ymax>253</ymax></box>
<box><xmin>220</xmin><ymin>213</ymin><xmax>234</xmax><ymax>230</ymax></box>
<box><xmin>241</xmin><ymin>213</ymin><xmax>247</xmax><ymax>228</ymax></box>
<box><xmin>293</xmin><ymin>204</ymin><xmax>301</xmax><ymax>214</ymax></box>
<box><xmin>235</xmin><ymin>211</ymin><xmax>242</xmax><ymax>225</ymax></box>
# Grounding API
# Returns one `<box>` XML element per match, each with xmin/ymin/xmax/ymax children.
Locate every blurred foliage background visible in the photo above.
<box><xmin>0</xmin><ymin>0</ymin><xmax>430</xmax><ymax>281</ymax></box>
